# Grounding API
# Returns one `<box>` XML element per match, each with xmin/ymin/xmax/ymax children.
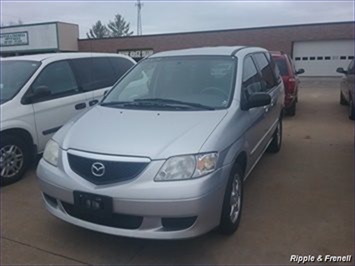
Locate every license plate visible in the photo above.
<box><xmin>73</xmin><ymin>191</ymin><xmax>112</xmax><ymax>216</ymax></box>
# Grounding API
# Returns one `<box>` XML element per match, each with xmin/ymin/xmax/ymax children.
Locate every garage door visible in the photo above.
<box><xmin>293</xmin><ymin>40</ymin><xmax>354</xmax><ymax>77</ymax></box>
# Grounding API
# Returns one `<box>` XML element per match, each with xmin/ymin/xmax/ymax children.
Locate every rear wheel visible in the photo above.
<box><xmin>267</xmin><ymin>118</ymin><xmax>282</xmax><ymax>153</ymax></box>
<box><xmin>219</xmin><ymin>163</ymin><xmax>243</xmax><ymax>235</ymax></box>
<box><xmin>349</xmin><ymin>96</ymin><xmax>354</xmax><ymax>120</ymax></box>
<box><xmin>340</xmin><ymin>92</ymin><xmax>348</xmax><ymax>105</ymax></box>
<box><xmin>285</xmin><ymin>101</ymin><xmax>296</xmax><ymax>116</ymax></box>
<box><xmin>0</xmin><ymin>135</ymin><xmax>31</xmax><ymax>186</ymax></box>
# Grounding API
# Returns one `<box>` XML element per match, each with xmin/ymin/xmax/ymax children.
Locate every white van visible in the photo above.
<box><xmin>0</xmin><ymin>53</ymin><xmax>135</xmax><ymax>185</ymax></box>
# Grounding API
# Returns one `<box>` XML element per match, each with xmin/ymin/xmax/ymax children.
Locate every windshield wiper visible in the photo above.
<box><xmin>101</xmin><ymin>100</ymin><xmax>186</xmax><ymax>110</ymax></box>
<box><xmin>134</xmin><ymin>98</ymin><xmax>215</xmax><ymax>110</ymax></box>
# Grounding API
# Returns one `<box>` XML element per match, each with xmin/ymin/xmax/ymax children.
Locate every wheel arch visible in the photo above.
<box><xmin>1</xmin><ymin>128</ymin><xmax>37</xmax><ymax>157</ymax></box>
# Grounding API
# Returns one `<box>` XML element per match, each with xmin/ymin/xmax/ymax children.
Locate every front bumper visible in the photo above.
<box><xmin>37</xmin><ymin>156</ymin><xmax>232</xmax><ymax>239</ymax></box>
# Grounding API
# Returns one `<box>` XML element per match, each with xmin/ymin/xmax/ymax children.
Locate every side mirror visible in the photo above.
<box><xmin>296</xmin><ymin>68</ymin><xmax>305</xmax><ymax>75</ymax></box>
<box><xmin>24</xmin><ymin>86</ymin><xmax>51</xmax><ymax>103</ymax></box>
<box><xmin>336</xmin><ymin>67</ymin><xmax>347</xmax><ymax>74</ymax></box>
<box><xmin>247</xmin><ymin>93</ymin><xmax>271</xmax><ymax>109</ymax></box>
<box><xmin>32</xmin><ymin>86</ymin><xmax>51</xmax><ymax>98</ymax></box>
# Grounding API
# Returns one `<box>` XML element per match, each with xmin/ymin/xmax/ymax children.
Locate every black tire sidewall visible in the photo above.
<box><xmin>349</xmin><ymin>97</ymin><xmax>354</xmax><ymax>120</ymax></box>
<box><xmin>0</xmin><ymin>135</ymin><xmax>30</xmax><ymax>186</ymax></box>
<box><xmin>219</xmin><ymin>163</ymin><xmax>244</xmax><ymax>235</ymax></box>
<box><xmin>267</xmin><ymin>118</ymin><xmax>282</xmax><ymax>153</ymax></box>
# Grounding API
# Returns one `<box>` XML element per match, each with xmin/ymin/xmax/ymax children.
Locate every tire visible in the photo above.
<box><xmin>285</xmin><ymin>101</ymin><xmax>296</xmax><ymax>116</ymax></box>
<box><xmin>219</xmin><ymin>163</ymin><xmax>244</xmax><ymax>235</ymax></box>
<box><xmin>0</xmin><ymin>135</ymin><xmax>31</xmax><ymax>186</ymax></box>
<box><xmin>340</xmin><ymin>91</ymin><xmax>348</xmax><ymax>105</ymax></box>
<box><xmin>267</xmin><ymin>118</ymin><xmax>282</xmax><ymax>153</ymax></box>
<box><xmin>349</xmin><ymin>96</ymin><xmax>354</xmax><ymax>120</ymax></box>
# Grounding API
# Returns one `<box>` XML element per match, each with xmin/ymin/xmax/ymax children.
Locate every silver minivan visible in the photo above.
<box><xmin>37</xmin><ymin>46</ymin><xmax>284</xmax><ymax>239</ymax></box>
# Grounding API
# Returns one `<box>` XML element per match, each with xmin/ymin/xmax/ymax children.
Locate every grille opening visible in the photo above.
<box><xmin>61</xmin><ymin>201</ymin><xmax>143</xmax><ymax>229</ymax></box>
<box><xmin>43</xmin><ymin>193</ymin><xmax>58</xmax><ymax>207</ymax></box>
<box><xmin>67</xmin><ymin>153</ymin><xmax>148</xmax><ymax>185</ymax></box>
<box><xmin>162</xmin><ymin>217</ymin><xmax>197</xmax><ymax>230</ymax></box>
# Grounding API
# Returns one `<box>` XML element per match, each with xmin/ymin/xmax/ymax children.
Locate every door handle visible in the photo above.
<box><xmin>89</xmin><ymin>100</ymin><xmax>99</xmax><ymax>106</ymax></box>
<box><xmin>75</xmin><ymin>103</ymin><xmax>86</xmax><ymax>110</ymax></box>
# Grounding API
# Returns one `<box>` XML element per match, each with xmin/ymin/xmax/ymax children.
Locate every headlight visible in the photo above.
<box><xmin>43</xmin><ymin>139</ymin><xmax>59</xmax><ymax>166</ymax></box>
<box><xmin>155</xmin><ymin>152</ymin><xmax>218</xmax><ymax>181</ymax></box>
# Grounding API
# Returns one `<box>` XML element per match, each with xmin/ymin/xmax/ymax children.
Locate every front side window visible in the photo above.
<box><xmin>102</xmin><ymin>56</ymin><xmax>236</xmax><ymax>110</ymax></box>
<box><xmin>242</xmin><ymin>56</ymin><xmax>264</xmax><ymax>96</ymax></box>
<box><xmin>253</xmin><ymin>53</ymin><xmax>278</xmax><ymax>90</ymax></box>
<box><xmin>0</xmin><ymin>60</ymin><xmax>41</xmax><ymax>103</ymax></box>
<box><xmin>31</xmin><ymin>60</ymin><xmax>79</xmax><ymax>98</ymax></box>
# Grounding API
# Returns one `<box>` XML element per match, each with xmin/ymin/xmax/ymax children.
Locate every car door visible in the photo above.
<box><xmin>29</xmin><ymin>60</ymin><xmax>91</xmax><ymax>152</ymax></box>
<box><xmin>253</xmin><ymin>52</ymin><xmax>283</xmax><ymax>140</ymax></box>
<box><xmin>242</xmin><ymin>55</ymin><xmax>270</xmax><ymax>165</ymax></box>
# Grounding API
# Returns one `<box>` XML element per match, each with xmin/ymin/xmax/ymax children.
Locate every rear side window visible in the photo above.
<box><xmin>242</xmin><ymin>56</ymin><xmax>264</xmax><ymax>95</ymax></box>
<box><xmin>274</xmin><ymin>59</ymin><xmax>288</xmax><ymax>76</ymax></box>
<box><xmin>70</xmin><ymin>57</ymin><xmax>117</xmax><ymax>91</ymax></box>
<box><xmin>109</xmin><ymin>57</ymin><xmax>134</xmax><ymax>80</ymax></box>
<box><xmin>253</xmin><ymin>53</ymin><xmax>278</xmax><ymax>90</ymax></box>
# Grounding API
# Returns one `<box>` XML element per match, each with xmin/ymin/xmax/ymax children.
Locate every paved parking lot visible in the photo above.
<box><xmin>1</xmin><ymin>78</ymin><xmax>353</xmax><ymax>265</ymax></box>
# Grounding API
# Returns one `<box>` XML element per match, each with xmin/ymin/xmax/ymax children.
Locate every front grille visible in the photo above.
<box><xmin>68</xmin><ymin>153</ymin><xmax>148</xmax><ymax>185</ymax></box>
<box><xmin>61</xmin><ymin>201</ymin><xmax>143</xmax><ymax>229</ymax></box>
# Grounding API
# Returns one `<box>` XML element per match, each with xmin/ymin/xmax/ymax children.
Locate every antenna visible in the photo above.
<box><xmin>135</xmin><ymin>0</ymin><xmax>143</xmax><ymax>35</ymax></box>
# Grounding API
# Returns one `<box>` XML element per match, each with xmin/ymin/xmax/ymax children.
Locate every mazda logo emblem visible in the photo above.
<box><xmin>91</xmin><ymin>162</ymin><xmax>105</xmax><ymax>177</ymax></box>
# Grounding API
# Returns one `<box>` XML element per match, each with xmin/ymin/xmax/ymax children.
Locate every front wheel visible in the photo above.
<box><xmin>0</xmin><ymin>135</ymin><xmax>31</xmax><ymax>186</ymax></box>
<box><xmin>219</xmin><ymin>164</ymin><xmax>244</xmax><ymax>235</ymax></box>
<box><xmin>267</xmin><ymin>118</ymin><xmax>282</xmax><ymax>153</ymax></box>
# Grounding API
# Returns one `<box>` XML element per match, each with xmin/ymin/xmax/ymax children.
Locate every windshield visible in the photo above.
<box><xmin>102</xmin><ymin>56</ymin><xmax>236</xmax><ymax>110</ymax></box>
<box><xmin>0</xmin><ymin>60</ymin><xmax>41</xmax><ymax>103</ymax></box>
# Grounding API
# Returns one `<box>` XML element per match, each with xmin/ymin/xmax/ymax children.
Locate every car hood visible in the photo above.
<box><xmin>59</xmin><ymin>106</ymin><xmax>228</xmax><ymax>159</ymax></box>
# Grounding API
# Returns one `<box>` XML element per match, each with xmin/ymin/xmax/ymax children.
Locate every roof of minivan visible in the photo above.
<box><xmin>1</xmin><ymin>52</ymin><xmax>131</xmax><ymax>62</ymax></box>
<box><xmin>150</xmin><ymin>46</ymin><xmax>248</xmax><ymax>58</ymax></box>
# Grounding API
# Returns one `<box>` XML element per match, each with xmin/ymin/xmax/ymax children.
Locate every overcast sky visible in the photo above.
<box><xmin>1</xmin><ymin>0</ymin><xmax>354</xmax><ymax>38</ymax></box>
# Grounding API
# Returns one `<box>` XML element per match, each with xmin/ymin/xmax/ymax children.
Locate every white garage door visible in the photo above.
<box><xmin>293</xmin><ymin>40</ymin><xmax>354</xmax><ymax>77</ymax></box>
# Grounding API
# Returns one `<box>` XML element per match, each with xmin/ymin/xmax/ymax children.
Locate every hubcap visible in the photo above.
<box><xmin>229</xmin><ymin>174</ymin><xmax>241</xmax><ymax>223</ymax></box>
<box><xmin>0</xmin><ymin>145</ymin><xmax>24</xmax><ymax>178</ymax></box>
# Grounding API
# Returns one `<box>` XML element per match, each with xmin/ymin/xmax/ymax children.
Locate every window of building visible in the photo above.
<box><xmin>325</xmin><ymin>56</ymin><xmax>331</xmax><ymax>60</ymax></box>
<box><xmin>340</xmin><ymin>56</ymin><xmax>347</xmax><ymax>60</ymax></box>
<box><xmin>295</xmin><ymin>57</ymin><xmax>301</xmax><ymax>61</ymax></box>
<box><xmin>302</xmin><ymin>57</ymin><xmax>308</xmax><ymax>61</ymax></box>
<box><xmin>310</xmin><ymin>57</ymin><xmax>316</xmax><ymax>61</ymax></box>
<box><xmin>317</xmin><ymin>57</ymin><xmax>323</xmax><ymax>60</ymax></box>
